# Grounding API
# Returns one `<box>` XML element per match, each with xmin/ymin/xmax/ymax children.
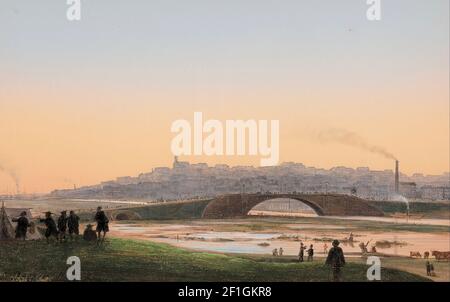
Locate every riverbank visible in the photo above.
<box><xmin>107</xmin><ymin>216</ymin><xmax>450</xmax><ymax>281</ymax></box>
<box><xmin>0</xmin><ymin>238</ymin><xmax>430</xmax><ymax>282</ymax></box>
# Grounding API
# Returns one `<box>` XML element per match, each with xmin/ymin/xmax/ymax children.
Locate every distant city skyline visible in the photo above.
<box><xmin>1</xmin><ymin>0</ymin><xmax>449</xmax><ymax>193</ymax></box>
<box><xmin>49</xmin><ymin>157</ymin><xmax>449</xmax><ymax>201</ymax></box>
<box><xmin>1</xmin><ymin>156</ymin><xmax>449</xmax><ymax>195</ymax></box>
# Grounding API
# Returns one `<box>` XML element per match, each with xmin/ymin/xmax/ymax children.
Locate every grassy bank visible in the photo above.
<box><xmin>370</xmin><ymin>201</ymin><xmax>450</xmax><ymax>219</ymax></box>
<box><xmin>126</xmin><ymin>216</ymin><xmax>450</xmax><ymax>234</ymax></box>
<box><xmin>0</xmin><ymin>238</ymin><xmax>429</xmax><ymax>282</ymax></box>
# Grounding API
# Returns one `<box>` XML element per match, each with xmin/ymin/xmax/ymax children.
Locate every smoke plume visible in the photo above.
<box><xmin>316</xmin><ymin>128</ymin><xmax>397</xmax><ymax>160</ymax></box>
<box><xmin>0</xmin><ymin>163</ymin><xmax>21</xmax><ymax>194</ymax></box>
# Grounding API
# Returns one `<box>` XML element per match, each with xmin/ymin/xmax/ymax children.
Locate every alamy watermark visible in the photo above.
<box><xmin>171</xmin><ymin>112</ymin><xmax>279</xmax><ymax>166</ymax></box>
<box><xmin>66</xmin><ymin>256</ymin><xmax>81</xmax><ymax>281</ymax></box>
<box><xmin>66</xmin><ymin>1</ymin><xmax>381</xmax><ymax>22</ymax></box>
<box><xmin>366</xmin><ymin>256</ymin><xmax>381</xmax><ymax>280</ymax></box>
<box><xmin>366</xmin><ymin>0</ymin><xmax>382</xmax><ymax>21</ymax></box>
<box><xmin>67</xmin><ymin>0</ymin><xmax>81</xmax><ymax>21</ymax></box>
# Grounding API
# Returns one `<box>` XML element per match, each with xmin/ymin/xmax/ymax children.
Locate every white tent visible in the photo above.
<box><xmin>0</xmin><ymin>202</ymin><xmax>42</xmax><ymax>240</ymax></box>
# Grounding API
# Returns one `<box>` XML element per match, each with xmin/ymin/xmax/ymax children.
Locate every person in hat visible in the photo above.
<box><xmin>57</xmin><ymin>211</ymin><xmax>68</xmax><ymax>242</ymax></box>
<box><xmin>94</xmin><ymin>206</ymin><xmax>109</xmax><ymax>243</ymax></box>
<box><xmin>12</xmin><ymin>211</ymin><xmax>30</xmax><ymax>240</ymax></box>
<box><xmin>83</xmin><ymin>224</ymin><xmax>97</xmax><ymax>242</ymax></box>
<box><xmin>298</xmin><ymin>242</ymin><xmax>306</xmax><ymax>262</ymax></box>
<box><xmin>68</xmin><ymin>210</ymin><xmax>80</xmax><ymax>241</ymax></box>
<box><xmin>40</xmin><ymin>211</ymin><xmax>58</xmax><ymax>243</ymax></box>
<box><xmin>307</xmin><ymin>244</ymin><xmax>314</xmax><ymax>261</ymax></box>
<box><xmin>326</xmin><ymin>240</ymin><xmax>346</xmax><ymax>282</ymax></box>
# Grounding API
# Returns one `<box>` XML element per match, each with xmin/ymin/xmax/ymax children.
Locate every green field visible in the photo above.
<box><xmin>0</xmin><ymin>238</ymin><xmax>430</xmax><ymax>282</ymax></box>
<box><xmin>370</xmin><ymin>200</ymin><xmax>450</xmax><ymax>218</ymax></box>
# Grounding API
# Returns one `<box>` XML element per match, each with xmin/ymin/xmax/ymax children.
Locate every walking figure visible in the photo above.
<box><xmin>40</xmin><ymin>211</ymin><xmax>58</xmax><ymax>243</ymax></box>
<box><xmin>95</xmin><ymin>206</ymin><xmax>109</xmax><ymax>244</ymax></box>
<box><xmin>272</xmin><ymin>248</ymin><xmax>279</xmax><ymax>256</ymax></box>
<box><xmin>298</xmin><ymin>242</ymin><xmax>306</xmax><ymax>262</ymax></box>
<box><xmin>57</xmin><ymin>211</ymin><xmax>68</xmax><ymax>242</ymax></box>
<box><xmin>307</xmin><ymin>244</ymin><xmax>314</xmax><ymax>261</ymax></box>
<box><xmin>68</xmin><ymin>210</ymin><xmax>80</xmax><ymax>241</ymax></box>
<box><xmin>326</xmin><ymin>239</ymin><xmax>346</xmax><ymax>282</ymax></box>
<box><xmin>12</xmin><ymin>211</ymin><xmax>30</xmax><ymax>240</ymax></box>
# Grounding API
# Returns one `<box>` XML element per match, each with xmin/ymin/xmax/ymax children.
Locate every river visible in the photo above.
<box><xmin>110</xmin><ymin>216</ymin><xmax>450</xmax><ymax>258</ymax></box>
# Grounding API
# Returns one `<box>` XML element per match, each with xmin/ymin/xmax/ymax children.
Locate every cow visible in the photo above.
<box><xmin>410</xmin><ymin>251</ymin><xmax>422</xmax><ymax>258</ymax></box>
<box><xmin>423</xmin><ymin>251</ymin><xmax>430</xmax><ymax>259</ymax></box>
<box><xmin>431</xmin><ymin>251</ymin><xmax>450</xmax><ymax>261</ymax></box>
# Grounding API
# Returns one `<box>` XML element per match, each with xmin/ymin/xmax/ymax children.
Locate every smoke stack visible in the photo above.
<box><xmin>395</xmin><ymin>160</ymin><xmax>399</xmax><ymax>193</ymax></box>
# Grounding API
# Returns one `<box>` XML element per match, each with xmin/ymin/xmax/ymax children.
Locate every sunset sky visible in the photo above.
<box><xmin>0</xmin><ymin>0</ymin><xmax>448</xmax><ymax>193</ymax></box>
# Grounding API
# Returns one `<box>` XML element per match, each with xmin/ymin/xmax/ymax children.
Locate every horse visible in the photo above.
<box><xmin>431</xmin><ymin>251</ymin><xmax>450</xmax><ymax>261</ymax></box>
<box><xmin>410</xmin><ymin>251</ymin><xmax>422</xmax><ymax>258</ymax></box>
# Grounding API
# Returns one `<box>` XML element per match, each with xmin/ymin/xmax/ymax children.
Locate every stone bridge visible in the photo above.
<box><xmin>201</xmin><ymin>193</ymin><xmax>383</xmax><ymax>218</ymax></box>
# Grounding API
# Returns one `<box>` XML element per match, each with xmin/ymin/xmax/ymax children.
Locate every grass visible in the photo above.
<box><xmin>247</xmin><ymin>216</ymin><xmax>450</xmax><ymax>234</ymax></box>
<box><xmin>369</xmin><ymin>201</ymin><xmax>450</xmax><ymax>219</ymax></box>
<box><xmin>0</xmin><ymin>238</ymin><xmax>430</xmax><ymax>282</ymax></box>
<box><xmin>128</xmin><ymin>216</ymin><xmax>450</xmax><ymax>234</ymax></box>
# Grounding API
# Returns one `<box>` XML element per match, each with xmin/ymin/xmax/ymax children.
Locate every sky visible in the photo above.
<box><xmin>0</xmin><ymin>0</ymin><xmax>449</xmax><ymax>193</ymax></box>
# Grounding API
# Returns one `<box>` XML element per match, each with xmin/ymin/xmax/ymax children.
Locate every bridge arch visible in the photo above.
<box><xmin>248</xmin><ymin>197</ymin><xmax>322</xmax><ymax>217</ymax></box>
<box><xmin>201</xmin><ymin>193</ymin><xmax>383</xmax><ymax>219</ymax></box>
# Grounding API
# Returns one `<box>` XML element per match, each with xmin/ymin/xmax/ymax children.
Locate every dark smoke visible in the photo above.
<box><xmin>0</xmin><ymin>164</ymin><xmax>20</xmax><ymax>194</ymax></box>
<box><xmin>316</xmin><ymin>128</ymin><xmax>397</xmax><ymax>160</ymax></box>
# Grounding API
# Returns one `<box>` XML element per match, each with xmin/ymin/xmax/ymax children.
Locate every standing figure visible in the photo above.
<box><xmin>68</xmin><ymin>210</ymin><xmax>80</xmax><ymax>240</ymax></box>
<box><xmin>279</xmin><ymin>247</ymin><xmax>284</xmax><ymax>256</ymax></box>
<box><xmin>307</xmin><ymin>244</ymin><xmax>314</xmax><ymax>261</ymax></box>
<box><xmin>348</xmin><ymin>232</ymin><xmax>354</xmax><ymax>242</ymax></box>
<box><xmin>323</xmin><ymin>243</ymin><xmax>329</xmax><ymax>255</ymax></box>
<box><xmin>298</xmin><ymin>242</ymin><xmax>306</xmax><ymax>262</ymax></box>
<box><xmin>12</xmin><ymin>211</ymin><xmax>30</xmax><ymax>240</ymax></box>
<box><xmin>426</xmin><ymin>261</ymin><xmax>432</xmax><ymax>276</ymax></box>
<box><xmin>40</xmin><ymin>211</ymin><xmax>58</xmax><ymax>243</ymax></box>
<box><xmin>95</xmin><ymin>206</ymin><xmax>109</xmax><ymax>243</ymax></box>
<box><xmin>57</xmin><ymin>211</ymin><xmax>68</xmax><ymax>242</ymax></box>
<box><xmin>326</xmin><ymin>239</ymin><xmax>346</xmax><ymax>282</ymax></box>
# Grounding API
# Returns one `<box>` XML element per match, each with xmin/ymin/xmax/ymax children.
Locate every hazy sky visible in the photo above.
<box><xmin>0</xmin><ymin>0</ymin><xmax>448</xmax><ymax>193</ymax></box>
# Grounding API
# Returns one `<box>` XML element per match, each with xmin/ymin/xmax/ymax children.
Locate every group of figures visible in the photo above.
<box><xmin>271</xmin><ymin>240</ymin><xmax>346</xmax><ymax>282</ymax></box>
<box><xmin>12</xmin><ymin>206</ymin><xmax>110</xmax><ymax>244</ymax></box>
<box><xmin>272</xmin><ymin>247</ymin><xmax>284</xmax><ymax>256</ymax></box>
<box><xmin>298</xmin><ymin>242</ymin><xmax>315</xmax><ymax>262</ymax></box>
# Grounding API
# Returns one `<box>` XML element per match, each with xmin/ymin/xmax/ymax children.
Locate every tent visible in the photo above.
<box><xmin>0</xmin><ymin>202</ymin><xmax>42</xmax><ymax>240</ymax></box>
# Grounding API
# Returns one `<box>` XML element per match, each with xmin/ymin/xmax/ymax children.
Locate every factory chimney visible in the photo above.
<box><xmin>395</xmin><ymin>160</ymin><xmax>399</xmax><ymax>193</ymax></box>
